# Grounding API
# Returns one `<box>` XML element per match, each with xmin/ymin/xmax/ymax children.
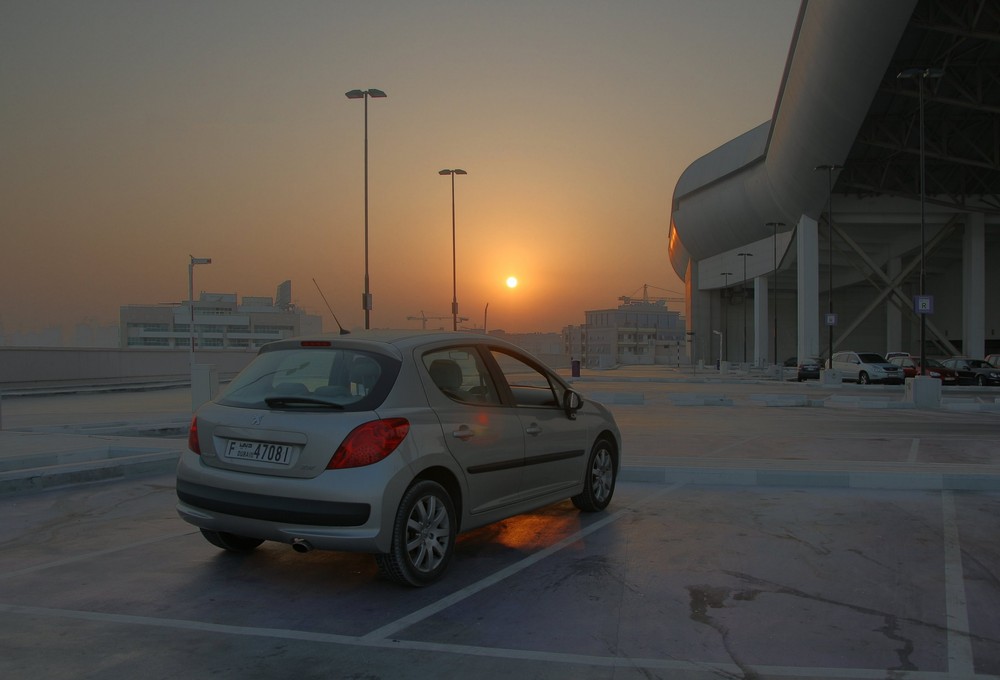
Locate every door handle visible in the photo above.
<box><xmin>525</xmin><ymin>423</ymin><xmax>542</xmax><ymax>437</ymax></box>
<box><xmin>452</xmin><ymin>425</ymin><xmax>475</xmax><ymax>440</ymax></box>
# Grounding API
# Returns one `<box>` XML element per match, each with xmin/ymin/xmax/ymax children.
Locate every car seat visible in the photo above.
<box><xmin>428</xmin><ymin>359</ymin><xmax>464</xmax><ymax>399</ymax></box>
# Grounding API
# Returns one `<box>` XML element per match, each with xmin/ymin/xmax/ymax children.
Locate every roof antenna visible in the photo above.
<box><xmin>312</xmin><ymin>278</ymin><xmax>350</xmax><ymax>334</ymax></box>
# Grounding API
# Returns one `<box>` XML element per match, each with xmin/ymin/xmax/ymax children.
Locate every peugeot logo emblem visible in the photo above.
<box><xmin>251</xmin><ymin>415</ymin><xmax>263</xmax><ymax>425</ymax></box>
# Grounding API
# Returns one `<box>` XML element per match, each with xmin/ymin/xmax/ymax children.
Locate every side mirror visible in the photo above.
<box><xmin>563</xmin><ymin>390</ymin><xmax>583</xmax><ymax>419</ymax></box>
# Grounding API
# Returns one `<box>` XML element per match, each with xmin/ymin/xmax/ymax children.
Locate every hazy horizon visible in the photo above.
<box><xmin>2</xmin><ymin>0</ymin><xmax>799</xmax><ymax>338</ymax></box>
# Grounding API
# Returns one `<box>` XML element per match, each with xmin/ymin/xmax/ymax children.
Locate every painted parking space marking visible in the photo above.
<box><xmin>362</xmin><ymin>482</ymin><xmax>682</xmax><ymax>641</ymax></box>
<box><xmin>942</xmin><ymin>490</ymin><xmax>974</xmax><ymax>675</ymax></box>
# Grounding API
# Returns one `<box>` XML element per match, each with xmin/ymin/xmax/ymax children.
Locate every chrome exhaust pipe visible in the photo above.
<box><xmin>291</xmin><ymin>538</ymin><xmax>313</xmax><ymax>553</ymax></box>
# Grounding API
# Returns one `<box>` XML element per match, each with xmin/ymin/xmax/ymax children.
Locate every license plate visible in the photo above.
<box><xmin>223</xmin><ymin>439</ymin><xmax>296</xmax><ymax>465</ymax></box>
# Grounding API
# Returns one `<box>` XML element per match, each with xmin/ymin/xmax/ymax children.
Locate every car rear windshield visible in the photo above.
<box><xmin>858</xmin><ymin>353</ymin><xmax>886</xmax><ymax>363</ymax></box>
<box><xmin>217</xmin><ymin>347</ymin><xmax>399</xmax><ymax>411</ymax></box>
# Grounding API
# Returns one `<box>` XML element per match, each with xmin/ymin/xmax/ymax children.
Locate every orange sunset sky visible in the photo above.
<box><xmin>2</xmin><ymin>0</ymin><xmax>799</xmax><ymax>337</ymax></box>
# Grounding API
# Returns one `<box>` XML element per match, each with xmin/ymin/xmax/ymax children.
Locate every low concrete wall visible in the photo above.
<box><xmin>0</xmin><ymin>347</ymin><xmax>573</xmax><ymax>389</ymax></box>
<box><xmin>0</xmin><ymin>347</ymin><xmax>256</xmax><ymax>389</ymax></box>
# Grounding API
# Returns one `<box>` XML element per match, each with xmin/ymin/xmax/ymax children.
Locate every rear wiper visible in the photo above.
<box><xmin>264</xmin><ymin>396</ymin><xmax>345</xmax><ymax>409</ymax></box>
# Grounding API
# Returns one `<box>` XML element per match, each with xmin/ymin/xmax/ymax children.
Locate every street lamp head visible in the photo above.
<box><xmin>190</xmin><ymin>256</ymin><xmax>211</xmax><ymax>265</ymax></box>
<box><xmin>439</xmin><ymin>169</ymin><xmax>468</xmax><ymax>176</ymax></box>
<box><xmin>345</xmin><ymin>88</ymin><xmax>388</xmax><ymax>99</ymax></box>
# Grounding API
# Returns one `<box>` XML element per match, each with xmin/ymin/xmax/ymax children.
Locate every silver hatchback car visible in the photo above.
<box><xmin>176</xmin><ymin>331</ymin><xmax>621</xmax><ymax>586</ymax></box>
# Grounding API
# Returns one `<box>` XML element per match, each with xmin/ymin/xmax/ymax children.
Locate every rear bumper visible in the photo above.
<box><xmin>173</xmin><ymin>449</ymin><xmax>412</xmax><ymax>553</ymax></box>
<box><xmin>176</xmin><ymin>479</ymin><xmax>370</xmax><ymax>527</ymax></box>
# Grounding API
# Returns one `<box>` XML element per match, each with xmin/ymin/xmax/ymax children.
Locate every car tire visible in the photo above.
<box><xmin>858</xmin><ymin>371</ymin><xmax>871</xmax><ymax>385</ymax></box>
<box><xmin>572</xmin><ymin>436</ymin><xmax>617</xmax><ymax>512</ymax></box>
<box><xmin>200</xmin><ymin>529</ymin><xmax>263</xmax><ymax>552</ymax></box>
<box><xmin>376</xmin><ymin>480</ymin><xmax>456</xmax><ymax>587</ymax></box>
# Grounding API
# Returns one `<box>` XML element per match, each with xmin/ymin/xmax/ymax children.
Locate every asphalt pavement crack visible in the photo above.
<box><xmin>687</xmin><ymin>585</ymin><xmax>762</xmax><ymax>680</ymax></box>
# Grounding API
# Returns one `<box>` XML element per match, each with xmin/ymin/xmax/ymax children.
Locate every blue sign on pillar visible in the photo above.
<box><xmin>914</xmin><ymin>295</ymin><xmax>934</xmax><ymax>315</ymax></box>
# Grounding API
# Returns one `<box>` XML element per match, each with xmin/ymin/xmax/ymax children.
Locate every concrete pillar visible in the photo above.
<box><xmin>796</xmin><ymin>215</ymin><xmax>820</xmax><ymax>361</ymax></box>
<box><xmin>886</xmin><ymin>255</ymin><xmax>903</xmax><ymax>353</ymax></box>
<box><xmin>905</xmin><ymin>376</ymin><xmax>941</xmax><ymax>408</ymax></box>
<box><xmin>191</xmin><ymin>363</ymin><xmax>218</xmax><ymax>411</ymax></box>
<box><xmin>754</xmin><ymin>275</ymin><xmax>768</xmax><ymax>366</ymax></box>
<box><xmin>963</xmin><ymin>213</ymin><xmax>986</xmax><ymax>357</ymax></box>
<box><xmin>687</xmin><ymin>260</ymin><xmax>712</xmax><ymax>364</ymax></box>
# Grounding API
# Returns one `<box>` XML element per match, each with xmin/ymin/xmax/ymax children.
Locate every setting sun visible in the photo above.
<box><xmin>506</xmin><ymin>276</ymin><xmax>518</xmax><ymax>289</ymax></box>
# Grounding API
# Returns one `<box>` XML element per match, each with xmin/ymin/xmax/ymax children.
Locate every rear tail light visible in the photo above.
<box><xmin>188</xmin><ymin>416</ymin><xmax>201</xmax><ymax>454</ymax></box>
<box><xmin>328</xmin><ymin>418</ymin><xmax>410</xmax><ymax>470</ymax></box>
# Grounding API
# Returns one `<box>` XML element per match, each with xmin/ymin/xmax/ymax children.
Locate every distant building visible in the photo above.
<box><xmin>565</xmin><ymin>299</ymin><xmax>686</xmax><ymax>368</ymax></box>
<box><xmin>120</xmin><ymin>280</ymin><xmax>322</xmax><ymax>350</ymax></box>
<box><xmin>486</xmin><ymin>330</ymin><xmax>567</xmax><ymax>367</ymax></box>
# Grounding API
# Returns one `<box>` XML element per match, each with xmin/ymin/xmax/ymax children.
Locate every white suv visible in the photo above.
<box><xmin>830</xmin><ymin>351</ymin><xmax>904</xmax><ymax>385</ymax></box>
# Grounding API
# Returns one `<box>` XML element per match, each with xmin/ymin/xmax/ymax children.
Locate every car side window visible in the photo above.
<box><xmin>490</xmin><ymin>349</ymin><xmax>562</xmax><ymax>408</ymax></box>
<box><xmin>422</xmin><ymin>348</ymin><xmax>501</xmax><ymax>405</ymax></box>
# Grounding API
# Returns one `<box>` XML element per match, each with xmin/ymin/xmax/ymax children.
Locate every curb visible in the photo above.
<box><xmin>620</xmin><ymin>464</ymin><xmax>1000</xmax><ymax>491</ymax></box>
<box><xmin>0</xmin><ymin>448</ymin><xmax>182</xmax><ymax>495</ymax></box>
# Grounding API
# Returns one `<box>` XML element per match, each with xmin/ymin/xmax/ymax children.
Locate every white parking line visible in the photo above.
<box><xmin>908</xmin><ymin>438</ymin><xmax>920</xmax><ymax>463</ymax></box>
<box><xmin>1</xmin><ymin>602</ymin><xmax>992</xmax><ymax>679</ymax></box>
<box><xmin>941</xmin><ymin>490</ymin><xmax>974</xmax><ymax>675</ymax></box>
<box><xmin>362</xmin><ymin>482</ymin><xmax>683</xmax><ymax>641</ymax></box>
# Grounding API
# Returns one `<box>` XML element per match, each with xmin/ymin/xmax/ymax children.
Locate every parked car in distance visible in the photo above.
<box><xmin>176</xmin><ymin>331</ymin><xmax>621</xmax><ymax>586</ymax></box>
<box><xmin>796</xmin><ymin>357</ymin><xmax>823</xmax><ymax>382</ymax></box>
<box><xmin>884</xmin><ymin>351</ymin><xmax>910</xmax><ymax>361</ymax></box>
<box><xmin>986</xmin><ymin>354</ymin><xmax>1000</xmax><ymax>369</ymax></box>
<box><xmin>888</xmin><ymin>355</ymin><xmax>960</xmax><ymax>385</ymax></box>
<box><xmin>830</xmin><ymin>351</ymin><xmax>904</xmax><ymax>385</ymax></box>
<box><xmin>940</xmin><ymin>357</ymin><xmax>1000</xmax><ymax>386</ymax></box>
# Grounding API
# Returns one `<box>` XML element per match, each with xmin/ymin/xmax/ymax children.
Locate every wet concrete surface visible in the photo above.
<box><xmin>1</xmin><ymin>474</ymin><xmax>998</xmax><ymax>679</ymax></box>
<box><xmin>1</xmin><ymin>373</ymin><xmax>1000</xmax><ymax>678</ymax></box>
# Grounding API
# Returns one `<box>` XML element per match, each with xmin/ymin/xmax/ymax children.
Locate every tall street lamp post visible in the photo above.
<box><xmin>737</xmin><ymin>252</ymin><xmax>752</xmax><ymax>363</ymax></box>
<box><xmin>188</xmin><ymin>256</ymin><xmax>211</xmax><ymax>368</ymax></box>
<box><xmin>815</xmin><ymin>164</ymin><xmax>842</xmax><ymax>365</ymax></box>
<box><xmin>898</xmin><ymin>67</ymin><xmax>943</xmax><ymax>376</ymax></box>
<box><xmin>765</xmin><ymin>222</ymin><xmax>785</xmax><ymax>365</ymax></box>
<box><xmin>345</xmin><ymin>87</ymin><xmax>387</xmax><ymax>330</ymax></box>
<box><xmin>439</xmin><ymin>168</ymin><xmax>468</xmax><ymax>331</ymax></box>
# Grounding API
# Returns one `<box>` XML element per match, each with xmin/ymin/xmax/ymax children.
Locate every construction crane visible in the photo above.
<box><xmin>407</xmin><ymin>311</ymin><xmax>469</xmax><ymax>330</ymax></box>
<box><xmin>619</xmin><ymin>284</ymin><xmax>684</xmax><ymax>307</ymax></box>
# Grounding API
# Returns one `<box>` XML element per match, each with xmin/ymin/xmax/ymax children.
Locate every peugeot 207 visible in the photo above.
<box><xmin>176</xmin><ymin>331</ymin><xmax>621</xmax><ymax>586</ymax></box>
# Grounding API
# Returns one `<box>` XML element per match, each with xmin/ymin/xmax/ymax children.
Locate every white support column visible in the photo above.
<box><xmin>886</xmin><ymin>255</ymin><xmax>902</xmax><ymax>353</ymax></box>
<box><xmin>963</xmin><ymin>213</ymin><xmax>986</xmax><ymax>357</ymax></box>
<box><xmin>796</xmin><ymin>215</ymin><xmax>820</xmax><ymax>361</ymax></box>
<box><xmin>754</xmin><ymin>275</ymin><xmax>768</xmax><ymax>366</ymax></box>
<box><xmin>687</xmin><ymin>259</ymin><xmax>712</xmax><ymax>365</ymax></box>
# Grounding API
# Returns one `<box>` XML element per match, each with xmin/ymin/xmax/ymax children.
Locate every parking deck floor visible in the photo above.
<box><xmin>1</xmin><ymin>369</ymin><xmax>999</xmax><ymax>678</ymax></box>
